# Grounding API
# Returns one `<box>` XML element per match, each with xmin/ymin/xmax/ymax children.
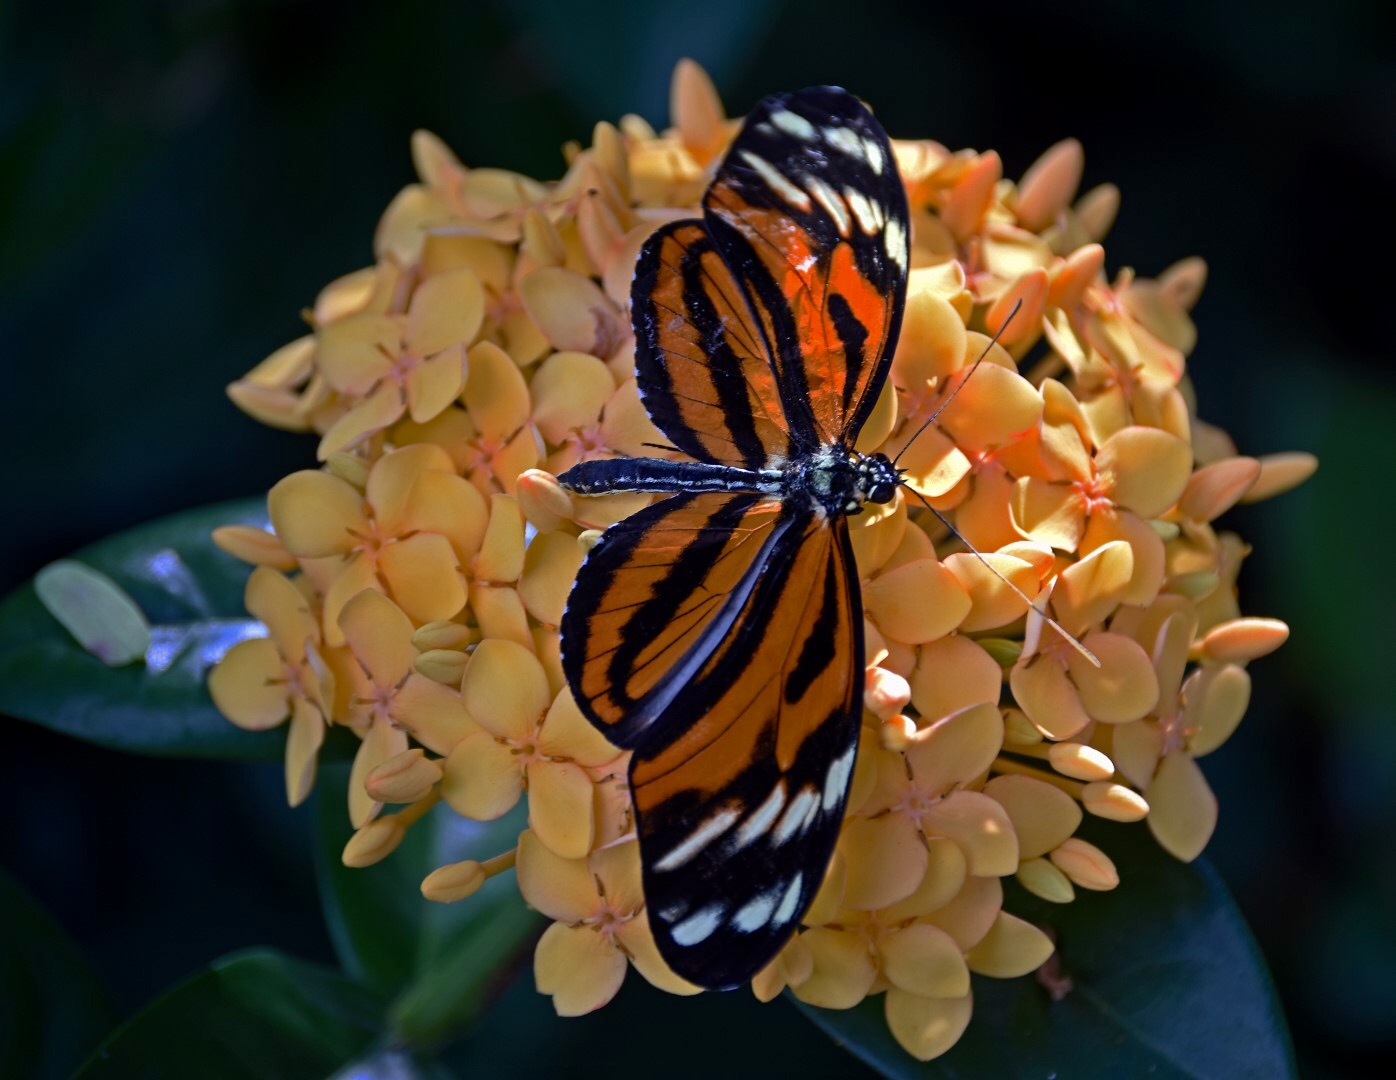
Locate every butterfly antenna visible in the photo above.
<box><xmin>893</xmin><ymin>299</ymin><xmax>1023</xmax><ymax>468</ymax></box>
<box><xmin>901</xmin><ymin>483</ymin><xmax>1101</xmax><ymax>668</ymax></box>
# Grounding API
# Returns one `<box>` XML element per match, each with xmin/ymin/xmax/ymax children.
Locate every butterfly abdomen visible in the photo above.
<box><xmin>559</xmin><ymin>457</ymin><xmax>783</xmax><ymax>496</ymax></box>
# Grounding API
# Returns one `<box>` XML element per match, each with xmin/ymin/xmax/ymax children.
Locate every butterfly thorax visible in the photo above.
<box><xmin>787</xmin><ymin>445</ymin><xmax>898</xmax><ymax>517</ymax></box>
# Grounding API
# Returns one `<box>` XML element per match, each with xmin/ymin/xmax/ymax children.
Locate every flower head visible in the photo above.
<box><xmin>209</xmin><ymin>58</ymin><xmax>1314</xmax><ymax>1062</ymax></box>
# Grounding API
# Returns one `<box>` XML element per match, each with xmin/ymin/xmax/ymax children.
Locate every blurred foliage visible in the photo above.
<box><xmin>2</xmin><ymin>0</ymin><xmax>1393</xmax><ymax>1075</ymax></box>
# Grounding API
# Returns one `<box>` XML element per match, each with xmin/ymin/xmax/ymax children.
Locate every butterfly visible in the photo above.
<box><xmin>557</xmin><ymin>85</ymin><xmax>909</xmax><ymax>990</ymax></box>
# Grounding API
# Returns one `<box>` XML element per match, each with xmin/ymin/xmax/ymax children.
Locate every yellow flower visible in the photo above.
<box><xmin>336</xmin><ymin>588</ymin><xmax>472</xmax><ymax>827</ymax></box>
<box><xmin>516</xmin><ymin>831</ymin><xmax>698</xmax><ymax>1015</ymax></box>
<box><xmin>441</xmin><ymin>639</ymin><xmax>620</xmax><ymax>859</ymax></box>
<box><xmin>269</xmin><ymin>444</ymin><xmax>485</xmax><ymax>645</ymax></box>
<box><xmin>208</xmin><ymin>566</ymin><xmax>329</xmax><ymax>805</ymax></box>
<box><xmin>315</xmin><ymin>267</ymin><xmax>486</xmax><ymax>458</ymax></box>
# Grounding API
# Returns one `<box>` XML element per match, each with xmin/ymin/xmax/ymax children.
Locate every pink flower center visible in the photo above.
<box><xmin>573</xmin><ymin>424</ymin><xmax>608</xmax><ymax>460</ymax></box>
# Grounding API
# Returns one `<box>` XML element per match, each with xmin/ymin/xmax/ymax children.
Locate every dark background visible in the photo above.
<box><xmin>3</xmin><ymin>1</ymin><xmax>1392</xmax><ymax>1075</ymax></box>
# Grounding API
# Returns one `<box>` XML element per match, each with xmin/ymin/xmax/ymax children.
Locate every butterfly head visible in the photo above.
<box><xmin>794</xmin><ymin>446</ymin><xmax>899</xmax><ymax>516</ymax></box>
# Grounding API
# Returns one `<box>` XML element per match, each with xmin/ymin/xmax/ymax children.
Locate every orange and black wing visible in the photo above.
<box><xmin>632</xmin><ymin>221</ymin><xmax>795</xmax><ymax>470</ymax></box>
<box><xmin>561</xmin><ymin>489</ymin><xmax>864</xmax><ymax>988</ymax></box>
<box><xmin>703</xmin><ymin>85</ymin><xmax>909</xmax><ymax>449</ymax></box>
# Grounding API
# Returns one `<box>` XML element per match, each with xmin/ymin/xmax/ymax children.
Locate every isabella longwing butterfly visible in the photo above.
<box><xmin>558</xmin><ymin>86</ymin><xmax>909</xmax><ymax>990</ymax></box>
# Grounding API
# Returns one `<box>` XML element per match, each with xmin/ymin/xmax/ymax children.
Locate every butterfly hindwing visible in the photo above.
<box><xmin>630</xmin><ymin>511</ymin><xmax>863</xmax><ymax>988</ymax></box>
<box><xmin>703</xmin><ymin>85</ymin><xmax>909</xmax><ymax>448</ymax></box>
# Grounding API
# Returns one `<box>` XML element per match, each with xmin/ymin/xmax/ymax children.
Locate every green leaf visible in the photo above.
<box><xmin>0</xmin><ymin>498</ymin><xmax>286</xmax><ymax>760</ymax></box>
<box><xmin>792</xmin><ymin>821</ymin><xmax>1295</xmax><ymax>1078</ymax></box>
<box><xmin>0</xmin><ymin>868</ymin><xmax>114</xmax><ymax>1080</ymax></box>
<box><xmin>314</xmin><ymin>763</ymin><xmax>543</xmax><ymax>1047</ymax></box>
<box><xmin>76</xmin><ymin>949</ymin><xmax>384</xmax><ymax>1079</ymax></box>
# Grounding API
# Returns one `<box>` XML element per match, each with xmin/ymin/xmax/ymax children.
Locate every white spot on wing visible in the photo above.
<box><xmin>805</xmin><ymin>175</ymin><xmax>851</xmax><ymax>237</ymax></box>
<box><xmin>773</xmin><ymin>873</ymin><xmax>804</xmax><ymax>927</ymax></box>
<box><xmin>824</xmin><ymin>125</ymin><xmax>864</xmax><ymax>159</ymax></box>
<box><xmin>671</xmin><ymin>904</ymin><xmax>724</xmax><ymax>946</ymax></box>
<box><xmin>823</xmin><ymin>745</ymin><xmax>857</xmax><ymax>811</ymax></box>
<box><xmin>733</xmin><ymin>782</ymin><xmax>786</xmax><ymax>850</ymax></box>
<box><xmin>654</xmin><ymin>807</ymin><xmax>740</xmax><ymax>872</ymax></box>
<box><xmin>863</xmin><ymin>137</ymin><xmax>885</xmax><ymax>175</ymax></box>
<box><xmin>771</xmin><ymin>109</ymin><xmax>817</xmax><ymax>141</ymax></box>
<box><xmin>884</xmin><ymin>217</ymin><xmax>909</xmax><ymax>272</ymax></box>
<box><xmin>774</xmin><ymin>786</ymin><xmax>819</xmax><ymax>845</ymax></box>
<box><xmin>739</xmin><ymin>151</ymin><xmax>812</xmax><ymax>212</ymax></box>
<box><xmin>843</xmin><ymin>186</ymin><xmax>884</xmax><ymax>235</ymax></box>
<box><xmin>733</xmin><ymin>890</ymin><xmax>778</xmax><ymax>933</ymax></box>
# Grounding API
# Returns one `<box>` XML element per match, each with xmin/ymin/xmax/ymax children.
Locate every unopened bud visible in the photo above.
<box><xmin>342</xmin><ymin>816</ymin><xmax>406</xmax><ymax>868</ymax></box>
<box><xmin>367</xmin><ymin>749</ymin><xmax>443</xmax><ymax>804</ymax></box>
<box><xmin>1049</xmin><ymin>838</ymin><xmax>1119</xmax><ymax>891</ymax></box>
<box><xmin>421</xmin><ymin>859</ymin><xmax>486</xmax><ymax>903</ymax></box>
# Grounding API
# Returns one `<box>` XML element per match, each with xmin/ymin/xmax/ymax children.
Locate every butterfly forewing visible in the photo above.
<box><xmin>703</xmin><ymin>86</ymin><xmax>909</xmax><ymax>447</ymax></box>
<box><xmin>632</xmin><ymin>221</ymin><xmax>795</xmax><ymax>470</ymax></box>
<box><xmin>630</xmin><ymin>511</ymin><xmax>862</xmax><ymax>989</ymax></box>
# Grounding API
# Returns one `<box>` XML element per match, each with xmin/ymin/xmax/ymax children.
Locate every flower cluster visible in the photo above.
<box><xmin>207</xmin><ymin>59</ymin><xmax>1315</xmax><ymax>1060</ymax></box>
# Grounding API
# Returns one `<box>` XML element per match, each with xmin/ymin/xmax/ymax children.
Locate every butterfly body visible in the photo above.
<box><xmin>558</xmin><ymin>85</ymin><xmax>909</xmax><ymax>990</ymax></box>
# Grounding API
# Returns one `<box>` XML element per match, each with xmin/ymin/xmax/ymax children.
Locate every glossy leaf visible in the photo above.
<box><xmin>0</xmin><ymin>498</ymin><xmax>290</xmax><ymax>760</ymax></box>
<box><xmin>0</xmin><ymin>869</ymin><xmax>114</xmax><ymax>1080</ymax></box>
<box><xmin>76</xmin><ymin>950</ymin><xmax>383</xmax><ymax>1078</ymax></box>
<box><xmin>792</xmin><ymin>821</ymin><xmax>1295</xmax><ymax>1078</ymax></box>
<box><xmin>315</xmin><ymin>763</ymin><xmax>542</xmax><ymax>1046</ymax></box>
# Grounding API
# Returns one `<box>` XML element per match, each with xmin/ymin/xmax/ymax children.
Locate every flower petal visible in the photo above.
<box><xmin>880</xmin><ymin>922</ymin><xmax>970</xmax><ymax>1001</ymax></box>
<box><xmin>441</xmin><ymin>729</ymin><xmax>524</xmax><ymax>820</ymax></box>
<box><xmin>538</xmin><ymin>690</ymin><xmax>621</xmax><ymax>767</ymax></box>
<box><xmin>983</xmin><ymin>774</ymin><xmax>1082</xmax><ymax>859</ymax></box>
<box><xmin>1011</xmin><ymin>653</ymin><xmax>1091</xmax><ymax>740</ymax></box>
<box><xmin>245</xmin><ymin>566</ymin><xmax>319</xmax><ymax>663</ymax></box>
<box><xmin>391</xmin><ymin>672</ymin><xmax>473</xmax><ymax>756</ymax></box>
<box><xmin>910</xmin><ymin>636</ymin><xmax>1002</xmax><ymax>722</ymax></box>
<box><xmin>922</xmin><ymin>791</ymin><xmax>1019</xmax><ymax>877</ymax></box>
<box><xmin>516</xmin><ymin>828</ymin><xmax>598</xmax><ymax>921</ymax></box>
<box><xmin>284</xmin><ymin>694</ymin><xmax>324</xmax><ymax>806</ymax></box>
<box><xmin>1067</xmin><ymin>631</ymin><xmax>1159</xmax><ymax>723</ymax></box>
<box><xmin>1185</xmin><ymin>664</ymin><xmax>1251</xmax><ymax>757</ymax></box>
<box><xmin>407</xmin><ymin>268</ymin><xmax>485</xmax><ymax>356</ymax></box>
<box><xmin>1096</xmin><ymin>426</ymin><xmax>1192</xmax><ymax>518</ymax></box>
<box><xmin>1011</xmin><ymin>478</ymin><xmax>1085</xmax><ymax>552</ymax></box>
<box><xmin>460</xmin><ymin>638</ymin><xmax>550</xmax><ymax>739</ymax></box>
<box><xmin>338</xmin><ymin>588</ymin><xmax>416</xmax><ymax>688</ymax></box>
<box><xmin>208</xmin><ymin>638</ymin><xmax>289</xmax><ymax>730</ymax></box>
<box><xmin>530</xmin><ymin>351</ymin><xmax>616</xmax><ymax>444</ymax></box>
<box><xmin>380</xmin><ymin>532</ymin><xmax>467</xmax><ymax>625</ymax></box>
<box><xmin>865</xmin><ymin>558</ymin><xmax>971</xmax><ymax>645</ymax></box>
<box><xmin>884</xmin><ymin>989</ymin><xmax>973</xmax><ymax>1062</ymax></box>
<box><xmin>882</xmin><ymin>837</ymin><xmax>967</xmax><ymax>921</ymax></box>
<box><xmin>316</xmin><ymin>381</ymin><xmax>405</xmax><ymax>459</ymax></box>
<box><xmin>839</xmin><ymin>815</ymin><xmax>928</xmax><ymax>911</ymax></box>
<box><xmin>906</xmin><ymin>703</ymin><xmax>1004</xmax><ymax>793</ymax></box>
<box><xmin>519</xmin><ymin>531</ymin><xmax>586</xmax><ymax>626</ymax></box>
<box><xmin>964</xmin><ymin>912</ymin><xmax>1054</xmax><ymax>978</ymax></box>
<box><xmin>527</xmin><ymin>760</ymin><xmax>595</xmax><ymax>860</ymax></box>
<box><xmin>406</xmin><ymin>345</ymin><xmax>466</xmax><ymax>424</ymax></box>
<box><xmin>923</xmin><ymin>873</ymin><xmax>1002</xmax><ymax>950</ymax></box>
<box><xmin>942</xmin><ymin>552</ymin><xmax>1037</xmax><ymax>632</ymax></box>
<box><xmin>614</xmin><ymin>916</ymin><xmax>703</xmax><ymax>996</ymax></box>
<box><xmin>535</xmin><ymin>922</ymin><xmax>626</xmax><ymax>1017</ymax></box>
<box><xmin>1147</xmin><ymin>751</ymin><xmax>1217</xmax><ymax>862</ymax></box>
<box><xmin>791</xmin><ymin>928</ymin><xmax>877</xmax><ymax>1009</ymax></box>
<box><xmin>268</xmin><ymin>470</ymin><xmax>367</xmax><ymax>558</ymax></box>
<box><xmin>463</xmin><ymin>341</ymin><xmax>533</xmax><ymax>443</ymax></box>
